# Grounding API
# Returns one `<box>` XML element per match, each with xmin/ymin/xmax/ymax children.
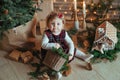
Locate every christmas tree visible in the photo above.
<box><xmin>0</xmin><ymin>0</ymin><xmax>42</xmax><ymax>39</ymax></box>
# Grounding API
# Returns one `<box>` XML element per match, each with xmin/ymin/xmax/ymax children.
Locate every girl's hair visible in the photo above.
<box><xmin>46</xmin><ymin>11</ymin><xmax>65</xmax><ymax>27</ymax></box>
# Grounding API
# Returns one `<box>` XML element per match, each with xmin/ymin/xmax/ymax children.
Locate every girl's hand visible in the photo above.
<box><xmin>55</xmin><ymin>43</ymin><xmax>61</xmax><ymax>49</ymax></box>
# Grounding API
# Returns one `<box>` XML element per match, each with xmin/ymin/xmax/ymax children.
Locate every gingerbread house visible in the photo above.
<box><xmin>92</xmin><ymin>21</ymin><xmax>118</xmax><ymax>53</ymax></box>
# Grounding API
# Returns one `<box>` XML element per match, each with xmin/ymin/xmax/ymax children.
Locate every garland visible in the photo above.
<box><xmin>90</xmin><ymin>31</ymin><xmax>120</xmax><ymax>63</ymax></box>
<box><xmin>28</xmin><ymin>47</ymin><xmax>69</xmax><ymax>79</ymax></box>
<box><xmin>52</xmin><ymin>47</ymin><xmax>69</xmax><ymax>60</ymax></box>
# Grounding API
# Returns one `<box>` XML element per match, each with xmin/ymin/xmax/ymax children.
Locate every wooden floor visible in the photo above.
<box><xmin>0</xmin><ymin>50</ymin><xmax>120</xmax><ymax>80</ymax></box>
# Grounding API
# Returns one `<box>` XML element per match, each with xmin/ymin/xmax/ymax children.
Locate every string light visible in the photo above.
<box><xmin>98</xmin><ymin>4</ymin><xmax>101</xmax><ymax>7</ymax></box>
<box><xmin>64</xmin><ymin>0</ymin><xmax>67</xmax><ymax>2</ymax></box>
<box><xmin>69</xmin><ymin>7</ymin><xmax>71</xmax><ymax>10</ymax></box>
<box><xmin>93</xmin><ymin>11</ymin><xmax>96</xmax><ymax>14</ymax></box>
<box><xmin>107</xmin><ymin>14</ymin><xmax>110</xmax><ymax>18</ymax></box>
<box><xmin>64</xmin><ymin>11</ymin><xmax>67</xmax><ymax>14</ymax></box>
<box><xmin>53</xmin><ymin>0</ymin><xmax>56</xmax><ymax>2</ymax></box>
<box><xmin>110</xmin><ymin>5</ymin><xmax>113</xmax><ymax>8</ymax></box>
<box><xmin>113</xmin><ymin>11</ymin><xmax>116</xmax><ymax>15</ymax></box>
<box><xmin>90</xmin><ymin>18</ymin><xmax>93</xmax><ymax>22</ymax></box>
<box><xmin>59</xmin><ymin>7</ymin><xmax>61</xmax><ymax>10</ymax></box>
<box><xmin>86</xmin><ymin>9</ymin><xmax>88</xmax><ymax>13</ymax></box>
<box><xmin>91</xmin><ymin>3</ymin><xmax>94</xmax><ymax>6</ymax></box>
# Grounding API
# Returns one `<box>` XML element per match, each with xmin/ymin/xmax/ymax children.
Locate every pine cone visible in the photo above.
<box><xmin>4</xmin><ymin>9</ymin><xmax>9</xmax><ymax>14</ymax></box>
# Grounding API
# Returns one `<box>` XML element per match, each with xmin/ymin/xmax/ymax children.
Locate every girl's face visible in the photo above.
<box><xmin>49</xmin><ymin>17</ymin><xmax>63</xmax><ymax>33</ymax></box>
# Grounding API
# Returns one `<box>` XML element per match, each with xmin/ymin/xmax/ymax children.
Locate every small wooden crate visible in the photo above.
<box><xmin>43</xmin><ymin>51</ymin><xmax>66</xmax><ymax>71</ymax></box>
<box><xmin>9</xmin><ymin>50</ymin><xmax>22</xmax><ymax>61</ymax></box>
<box><xmin>21</xmin><ymin>51</ymin><xmax>33</xmax><ymax>63</ymax></box>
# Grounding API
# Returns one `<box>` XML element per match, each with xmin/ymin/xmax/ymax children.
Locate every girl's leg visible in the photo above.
<box><xmin>75</xmin><ymin>48</ymin><xmax>94</xmax><ymax>70</ymax></box>
<box><xmin>62</xmin><ymin>64</ymin><xmax>71</xmax><ymax>76</ymax></box>
<box><xmin>75</xmin><ymin>48</ymin><xmax>94</xmax><ymax>63</ymax></box>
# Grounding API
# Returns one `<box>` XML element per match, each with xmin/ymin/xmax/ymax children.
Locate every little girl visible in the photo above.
<box><xmin>41</xmin><ymin>11</ymin><xmax>94</xmax><ymax>79</ymax></box>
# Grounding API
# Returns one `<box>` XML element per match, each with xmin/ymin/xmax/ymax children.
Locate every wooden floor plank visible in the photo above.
<box><xmin>93</xmin><ymin>54</ymin><xmax>120</xmax><ymax>80</ymax></box>
<box><xmin>0</xmin><ymin>57</ymin><xmax>8</xmax><ymax>66</ymax></box>
<box><xmin>0</xmin><ymin>61</ymin><xmax>18</xmax><ymax>80</ymax></box>
<box><xmin>7</xmin><ymin>59</ymin><xmax>32</xmax><ymax>80</ymax></box>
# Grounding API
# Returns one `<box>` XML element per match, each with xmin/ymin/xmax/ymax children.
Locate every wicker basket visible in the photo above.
<box><xmin>43</xmin><ymin>50</ymin><xmax>66</xmax><ymax>71</ymax></box>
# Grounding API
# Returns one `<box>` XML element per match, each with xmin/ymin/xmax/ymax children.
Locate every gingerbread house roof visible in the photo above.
<box><xmin>94</xmin><ymin>21</ymin><xmax>118</xmax><ymax>43</ymax></box>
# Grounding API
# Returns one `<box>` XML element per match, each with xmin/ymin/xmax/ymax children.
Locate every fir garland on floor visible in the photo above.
<box><xmin>28</xmin><ymin>47</ymin><xmax>69</xmax><ymax>79</ymax></box>
<box><xmin>90</xmin><ymin>31</ymin><xmax>120</xmax><ymax>63</ymax></box>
